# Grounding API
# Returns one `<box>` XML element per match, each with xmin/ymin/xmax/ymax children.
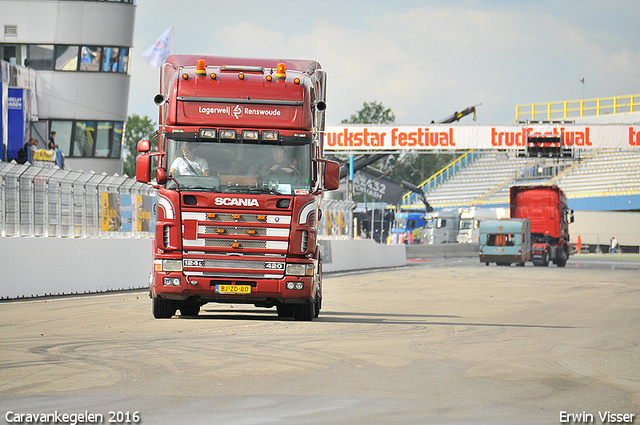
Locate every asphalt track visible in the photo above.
<box><xmin>0</xmin><ymin>255</ymin><xmax>638</xmax><ymax>424</ymax></box>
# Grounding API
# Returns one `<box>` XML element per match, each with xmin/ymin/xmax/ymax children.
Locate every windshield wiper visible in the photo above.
<box><xmin>180</xmin><ymin>186</ymin><xmax>219</xmax><ymax>192</ymax></box>
<box><xmin>248</xmin><ymin>187</ymin><xmax>283</xmax><ymax>195</ymax></box>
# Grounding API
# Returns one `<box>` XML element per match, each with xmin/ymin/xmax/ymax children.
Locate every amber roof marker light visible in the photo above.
<box><xmin>196</xmin><ymin>59</ymin><xmax>207</xmax><ymax>76</ymax></box>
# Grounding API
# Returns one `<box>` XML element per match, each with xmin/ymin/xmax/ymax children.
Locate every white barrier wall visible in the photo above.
<box><xmin>0</xmin><ymin>238</ymin><xmax>406</xmax><ymax>299</ymax></box>
<box><xmin>0</xmin><ymin>238</ymin><xmax>152</xmax><ymax>299</ymax></box>
<box><xmin>320</xmin><ymin>239</ymin><xmax>407</xmax><ymax>272</ymax></box>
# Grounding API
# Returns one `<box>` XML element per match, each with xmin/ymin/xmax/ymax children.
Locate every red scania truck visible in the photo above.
<box><xmin>136</xmin><ymin>55</ymin><xmax>340</xmax><ymax>320</ymax></box>
<box><xmin>510</xmin><ymin>185</ymin><xmax>574</xmax><ymax>267</ymax></box>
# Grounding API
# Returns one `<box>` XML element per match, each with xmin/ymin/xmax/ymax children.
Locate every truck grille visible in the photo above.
<box><xmin>181</xmin><ymin>209</ymin><xmax>290</xmax><ymax>279</ymax></box>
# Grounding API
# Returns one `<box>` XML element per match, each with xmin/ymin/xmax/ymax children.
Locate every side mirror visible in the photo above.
<box><xmin>136</xmin><ymin>154</ymin><xmax>151</xmax><ymax>183</ymax></box>
<box><xmin>323</xmin><ymin>160</ymin><xmax>340</xmax><ymax>191</ymax></box>
<box><xmin>137</xmin><ymin>139</ymin><xmax>150</xmax><ymax>153</ymax></box>
<box><xmin>156</xmin><ymin>167</ymin><xmax>167</xmax><ymax>185</ymax></box>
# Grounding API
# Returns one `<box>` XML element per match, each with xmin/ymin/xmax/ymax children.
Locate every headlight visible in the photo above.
<box><xmin>262</xmin><ymin>130</ymin><xmax>278</xmax><ymax>141</ymax></box>
<box><xmin>242</xmin><ymin>130</ymin><xmax>259</xmax><ymax>140</ymax></box>
<box><xmin>285</xmin><ymin>263</ymin><xmax>314</xmax><ymax>276</ymax></box>
<box><xmin>162</xmin><ymin>259</ymin><xmax>183</xmax><ymax>272</ymax></box>
<box><xmin>199</xmin><ymin>128</ymin><xmax>216</xmax><ymax>138</ymax></box>
<box><xmin>219</xmin><ymin>129</ymin><xmax>236</xmax><ymax>139</ymax></box>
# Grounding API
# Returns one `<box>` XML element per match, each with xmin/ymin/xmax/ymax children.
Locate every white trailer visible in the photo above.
<box><xmin>457</xmin><ymin>207</ymin><xmax>509</xmax><ymax>244</ymax></box>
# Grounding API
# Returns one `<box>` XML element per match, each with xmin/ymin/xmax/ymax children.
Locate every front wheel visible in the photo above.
<box><xmin>276</xmin><ymin>304</ymin><xmax>294</xmax><ymax>318</ymax></box>
<box><xmin>179</xmin><ymin>301</ymin><xmax>200</xmax><ymax>316</ymax></box>
<box><xmin>555</xmin><ymin>249</ymin><xmax>568</xmax><ymax>267</ymax></box>
<box><xmin>293</xmin><ymin>302</ymin><xmax>315</xmax><ymax>321</ymax></box>
<box><xmin>152</xmin><ymin>297</ymin><xmax>176</xmax><ymax>319</ymax></box>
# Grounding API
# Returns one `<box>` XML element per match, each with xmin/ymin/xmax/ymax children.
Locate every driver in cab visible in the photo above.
<box><xmin>264</xmin><ymin>146</ymin><xmax>299</xmax><ymax>175</ymax></box>
<box><xmin>169</xmin><ymin>143</ymin><xmax>210</xmax><ymax>177</ymax></box>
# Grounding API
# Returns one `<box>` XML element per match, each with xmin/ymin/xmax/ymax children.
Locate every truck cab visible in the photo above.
<box><xmin>136</xmin><ymin>56</ymin><xmax>340</xmax><ymax>321</ymax></box>
<box><xmin>420</xmin><ymin>208</ymin><xmax>460</xmax><ymax>244</ymax></box>
<box><xmin>392</xmin><ymin>211</ymin><xmax>426</xmax><ymax>243</ymax></box>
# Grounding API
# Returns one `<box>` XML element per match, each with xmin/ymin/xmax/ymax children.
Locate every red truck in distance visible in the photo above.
<box><xmin>510</xmin><ymin>185</ymin><xmax>574</xmax><ymax>267</ymax></box>
<box><xmin>136</xmin><ymin>55</ymin><xmax>340</xmax><ymax>320</ymax></box>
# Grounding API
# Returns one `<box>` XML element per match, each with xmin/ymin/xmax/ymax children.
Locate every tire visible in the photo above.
<box><xmin>180</xmin><ymin>302</ymin><xmax>200</xmax><ymax>316</ymax></box>
<box><xmin>555</xmin><ymin>249</ymin><xmax>568</xmax><ymax>268</ymax></box>
<box><xmin>152</xmin><ymin>297</ymin><xmax>176</xmax><ymax>319</ymax></box>
<box><xmin>542</xmin><ymin>251</ymin><xmax>550</xmax><ymax>267</ymax></box>
<box><xmin>293</xmin><ymin>302</ymin><xmax>315</xmax><ymax>321</ymax></box>
<box><xmin>276</xmin><ymin>304</ymin><xmax>294</xmax><ymax>318</ymax></box>
<box><xmin>315</xmin><ymin>260</ymin><xmax>322</xmax><ymax>318</ymax></box>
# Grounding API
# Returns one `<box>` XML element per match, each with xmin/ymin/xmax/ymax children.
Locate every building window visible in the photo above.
<box><xmin>49</xmin><ymin>120</ymin><xmax>124</xmax><ymax>159</ymax></box>
<box><xmin>1</xmin><ymin>43</ymin><xmax>130</xmax><ymax>73</ymax></box>
<box><xmin>119</xmin><ymin>48</ymin><xmax>130</xmax><ymax>73</ymax></box>
<box><xmin>27</xmin><ymin>45</ymin><xmax>55</xmax><ymax>70</ymax></box>
<box><xmin>50</xmin><ymin>121</ymin><xmax>74</xmax><ymax>158</ymax></box>
<box><xmin>74</xmin><ymin>121</ymin><xmax>96</xmax><ymax>157</ymax></box>
<box><xmin>102</xmin><ymin>47</ymin><xmax>120</xmax><ymax>72</ymax></box>
<box><xmin>55</xmin><ymin>45</ymin><xmax>79</xmax><ymax>71</ymax></box>
<box><xmin>112</xmin><ymin>122</ymin><xmax>123</xmax><ymax>158</ymax></box>
<box><xmin>80</xmin><ymin>46</ymin><xmax>102</xmax><ymax>71</ymax></box>
<box><xmin>96</xmin><ymin>121</ymin><xmax>113</xmax><ymax>157</ymax></box>
<box><xmin>0</xmin><ymin>44</ymin><xmax>27</xmax><ymax>66</ymax></box>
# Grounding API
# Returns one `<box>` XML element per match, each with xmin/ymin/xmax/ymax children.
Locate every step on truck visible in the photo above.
<box><xmin>510</xmin><ymin>185</ymin><xmax>574</xmax><ymax>267</ymax></box>
<box><xmin>136</xmin><ymin>55</ymin><xmax>340</xmax><ymax>320</ymax></box>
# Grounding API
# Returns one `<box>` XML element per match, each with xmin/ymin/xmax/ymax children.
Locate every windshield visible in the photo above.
<box><xmin>165</xmin><ymin>138</ymin><xmax>312</xmax><ymax>195</ymax></box>
<box><xmin>394</xmin><ymin>218</ymin><xmax>408</xmax><ymax>229</ymax></box>
<box><xmin>459</xmin><ymin>219</ymin><xmax>473</xmax><ymax>230</ymax></box>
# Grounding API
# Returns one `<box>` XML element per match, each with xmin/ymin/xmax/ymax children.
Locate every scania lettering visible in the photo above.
<box><xmin>214</xmin><ymin>197</ymin><xmax>260</xmax><ymax>207</ymax></box>
<box><xmin>136</xmin><ymin>55</ymin><xmax>339</xmax><ymax>321</ymax></box>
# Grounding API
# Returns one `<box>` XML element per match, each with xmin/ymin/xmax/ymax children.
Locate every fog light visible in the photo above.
<box><xmin>163</xmin><ymin>277</ymin><xmax>181</xmax><ymax>286</ymax></box>
<box><xmin>286</xmin><ymin>281</ymin><xmax>304</xmax><ymax>291</ymax></box>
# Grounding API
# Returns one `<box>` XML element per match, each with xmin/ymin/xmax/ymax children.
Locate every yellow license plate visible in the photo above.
<box><xmin>216</xmin><ymin>285</ymin><xmax>251</xmax><ymax>294</ymax></box>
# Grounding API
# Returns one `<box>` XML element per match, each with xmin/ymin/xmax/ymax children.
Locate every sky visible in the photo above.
<box><xmin>127</xmin><ymin>0</ymin><xmax>640</xmax><ymax>126</ymax></box>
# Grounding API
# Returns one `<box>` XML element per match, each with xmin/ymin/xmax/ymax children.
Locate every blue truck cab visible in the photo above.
<box><xmin>392</xmin><ymin>211</ymin><xmax>426</xmax><ymax>242</ymax></box>
<box><xmin>479</xmin><ymin>219</ymin><xmax>531</xmax><ymax>266</ymax></box>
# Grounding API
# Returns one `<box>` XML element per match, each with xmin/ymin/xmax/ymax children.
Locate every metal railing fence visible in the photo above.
<box><xmin>0</xmin><ymin>162</ymin><xmax>155</xmax><ymax>238</ymax></box>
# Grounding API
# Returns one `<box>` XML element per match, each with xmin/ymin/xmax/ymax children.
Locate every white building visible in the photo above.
<box><xmin>0</xmin><ymin>0</ymin><xmax>135</xmax><ymax>175</ymax></box>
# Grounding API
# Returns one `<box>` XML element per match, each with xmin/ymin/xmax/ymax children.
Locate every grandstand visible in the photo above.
<box><xmin>410</xmin><ymin>150</ymin><xmax>640</xmax><ymax>210</ymax></box>
<box><xmin>401</xmin><ymin>94</ymin><xmax>640</xmax><ymax>212</ymax></box>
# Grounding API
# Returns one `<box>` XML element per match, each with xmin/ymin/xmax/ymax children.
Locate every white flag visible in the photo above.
<box><xmin>142</xmin><ymin>26</ymin><xmax>173</xmax><ymax>68</ymax></box>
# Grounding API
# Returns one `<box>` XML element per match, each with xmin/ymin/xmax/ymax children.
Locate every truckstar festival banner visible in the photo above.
<box><xmin>324</xmin><ymin>125</ymin><xmax>640</xmax><ymax>151</ymax></box>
